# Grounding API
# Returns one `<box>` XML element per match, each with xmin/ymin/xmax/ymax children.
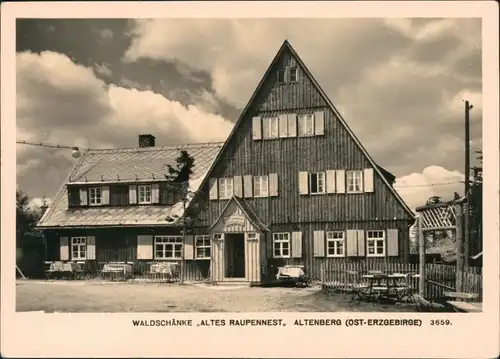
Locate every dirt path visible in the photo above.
<box><xmin>16</xmin><ymin>280</ymin><xmax>416</xmax><ymax>313</ymax></box>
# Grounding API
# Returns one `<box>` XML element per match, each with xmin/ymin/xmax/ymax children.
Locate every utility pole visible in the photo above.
<box><xmin>464</xmin><ymin>100</ymin><xmax>473</xmax><ymax>267</ymax></box>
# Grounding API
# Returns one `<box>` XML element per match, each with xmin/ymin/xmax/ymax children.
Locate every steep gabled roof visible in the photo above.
<box><xmin>191</xmin><ymin>40</ymin><xmax>415</xmax><ymax>220</ymax></box>
<box><xmin>209</xmin><ymin>195</ymin><xmax>270</xmax><ymax>232</ymax></box>
<box><xmin>37</xmin><ymin>142</ymin><xmax>223</xmax><ymax>228</ymax></box>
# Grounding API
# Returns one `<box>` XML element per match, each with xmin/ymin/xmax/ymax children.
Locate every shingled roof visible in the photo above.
<box><xmin>37</xmin><ymin>142</ymin><xmax>223</xmax><ymax>228</ymax></box>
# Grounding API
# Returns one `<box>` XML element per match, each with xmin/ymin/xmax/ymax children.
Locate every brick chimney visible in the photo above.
<box><xmin>138</xmin><ymin>134</ymin><xmax>156</xmax><ymax>148</ymax></box>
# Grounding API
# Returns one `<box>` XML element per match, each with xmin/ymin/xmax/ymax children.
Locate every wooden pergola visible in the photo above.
<box><xmin>415</xmin><ymin>197</ymin><xmax>467</xmax><ymax>296</ymax></box>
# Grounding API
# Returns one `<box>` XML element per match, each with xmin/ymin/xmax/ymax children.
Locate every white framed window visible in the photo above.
<box><xmin>71</xmin><ymin>237</ymin><xmax>86</xmax><ymax>260</ymax></box>
<box><xmin>89</xmin><ymin>187</ymin><xmax>102</xmax><ymax>206</ymax></box>
<box><xmin>138</xmin><ymin>185</ymin><xmax>152</xmax><ymax>204</ymax></box>
<box><xmin>347</xmin><ymin>170</ymin><xmax>363</xmax><ymax>193</ymax></box>
<box><xmin>262</xmin><ymin>117</ymin><xmax>279</xmax><ymax>139</ymax></box>
<box><xmin>253</xmin><ymin>175</ymin><xmax>269</xmax><ymax>197</ymax></box>
<box><xmin>298</xmin><ymin>114</ymin><xmax>314</xmax><ymax>136</ymax></box>
<box><xmin>219</xmin><ymin>178</ymin><xmax>233</xmax><ymax>199</ymax></box>
<box><xmin>326</xmin><ymin>231</ymin><xmax>345</xmax><ymax>257</ymax></box>
<box><xmin>288</xmin><ymin>67</ymin><xmax>298</xmax><ymax>82</ymax></box>
<box><xmin>309</xmin><ymin>172</ymin><xmax>325</xmax><ymax>194</ymax></box>
<box><xmin>273</xmin><ymin>232</ymin><xmax>290</xmax><ymax>258</ymax></box>
<box><xmin>195</xmin><ymin>235</ymin><xmax>211</xmax><ymax>259</ymax></box>
<box><xmin>154</xmin><ymin>236</ymin><xmax>183</xmax><ymax>259</ymax></box>
<box><xmin>367</xmin><ymin>230</ymin><xmax>385</xmax><ymax>257</ymax></box>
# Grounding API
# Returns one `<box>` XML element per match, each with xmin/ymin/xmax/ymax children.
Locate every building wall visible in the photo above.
<box><xmin>44</xmin><ymin>228</ymin><xmax>211</xmax><ymax>281</ymax></box>
<box><xmin>193</xmin><ymin>46</ymin><xmax>414</xmax><ymax>274</ymax></box>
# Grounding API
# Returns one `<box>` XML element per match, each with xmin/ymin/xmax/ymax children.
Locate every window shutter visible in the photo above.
<box><xmin>184</xmin><ymin>235</ymin><xmax>195</xmax><ymax>260</ymax></box>
<box><xmin>233</xmin><ymin>176</ymin><xmax>243</xmax><ymax>197</ymax></box>
<box><xmin>314</xmin><ymin>111</ymin><xmax>325</xmax><ymax>135</ymax></box>
<box><xmin>326</xmin><ymin>170</ymin><xmax>336</xmax><ymax>193</ymax></box>
<box><xmin>79</xmin><ymin>189</ymin><xmax>88</xmax><ymax>206</ymax></box>
<box><xmin>387</xmin><ymin>229</ymin><xmax>399</xmax><ymax>256</ymax></box>
<box><xmin>291</xmin><ymin>231</ymin><xmax>302</xmax><ymax>258</ymax></box>
<box><xmin>287</xmin><ymin>113</ymin><xmax>297</xmax><ymax>137</ymax></box>
<box><xmin>101</xmin><ymin>186</ymin><xmax>110</xmax><ymax>205</ymax></box>
<box><xmin>151</xmin><ymin>183</ymin><xmax>160</xmax><ymax>203</ymax></box>
<box><xmin>137</xmin><ymin>235</ymin><xmax>153</xmax><ymax>260</ymax></box>
<box><xmin>313</xmin><ymin>230</ymin><xmax>325</xmax><ymax>257</ymax></box>
<box><xmin>60</xmin><ymin>237</ymin><xmax>69</xmax><ymax>261</ymax></box>
<box><xmin>269</xmin><ymin>173</ymin><xmax>278</xmax><ymax>197</ymax></box>
<box><xmin>356</xmin><ymin>230</ymin><xmax>365</xmax><ymax>257</ymax></box>
<box><xmin>209</xmin><ymin>178</ymin><xmax>218</xmax><ymax>200</ymax></box>
<box><xmin>87</xmin><ymin>236</ymin><xmax>96</xmax><ymax>260</ymax></box>
<box><xmin>243</xmin><ymin>175</ymin><xmax>253</xmax><ymax>198</ymax></box>
<box><xmin>346</xmin><ymin>230</ymin><xmax>358</xmax><ymax>257</ymax></box>
<box><xmin>252</xmin><ymin>116</ymin><xmax>262</xmax><ymax>140</ymax></box>
<box><xmin>298</xmin><ymin>171</ymin><xmax>309</xmax><ymax>195</ymax></box>
<box><xmin>279</xmin><ymin>114</ymin><xmax>288</xmax><ymax>138</ymax></box>
<box><xmin>336</xmin><ymin>170</ymin><xmax>346</xmax><ymax>194</ymax></box>
<box><xmin>364</xmin><ymin>168</ymin><xmax>374</xmax><ymax>193</ymax></box>
<box><xmin>129</xmin><ymin>185</ymin><xmax>137</xmax><ymax>204</ymax></box>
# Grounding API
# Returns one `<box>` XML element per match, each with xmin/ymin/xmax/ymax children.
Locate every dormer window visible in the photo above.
<box><xmin>138</xmin><ymin>184</ymin><xmax>152</xmax><ymax>204</ymax></box>
<box><xmin>89</xmin><ymin>187</ymin><xmax>102</xmax><ymax>206</ymax></box>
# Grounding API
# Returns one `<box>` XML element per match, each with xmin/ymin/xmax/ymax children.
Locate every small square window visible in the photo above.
<box><xmin>253</xmin><ymin>176</ymin><xmax>269</xmax><ymax>197</ymax></box>
<box><xmin>298</xmin><ymin>114</ymin><xmax>314</xmax><ymax>137</ymax></box>
<box><xmin>219</xmin><ymin>178</ymin><xmax>233</xmax><ymax>199</ymax></box>
<box><xmin>347</xmin><ymin>171</ymin><xmax>363</xmax><ymax>193</ymax></box>
<box><xmin>138</xmin><ymin>185</ymin><xmax>152</xmax><ymax>204</ymax></box>
<box><xmin>89</xmin><ymin>187</ymin><xmax>102</xmax><ymax>206</ymax></box>
<box><xmin>310</xmin><ymin>172</ymin><xmax>326</xmax><ymax>194</ymax></box>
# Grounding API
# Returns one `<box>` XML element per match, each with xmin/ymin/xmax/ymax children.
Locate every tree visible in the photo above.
<box><xmin>16</xmin><ymin>190</ymin><xmax>40</xmax><ymax>247</ymax></box>
<box><xmin>167</xmin><ymin>150</ymin><xmax>195</xmax><ymax>184</ymax></box>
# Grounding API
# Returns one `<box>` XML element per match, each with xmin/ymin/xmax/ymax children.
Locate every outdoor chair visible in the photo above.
<box><xmin>348</xmin><ymin>271</ymin><xmax>370</xmax><ymax>302</ymax></box>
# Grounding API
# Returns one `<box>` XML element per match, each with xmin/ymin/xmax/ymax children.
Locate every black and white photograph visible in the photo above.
<box><xmin>2</xmin><ymin>2</ymin><xmax>499</xmax><ymax>358</ymax></box>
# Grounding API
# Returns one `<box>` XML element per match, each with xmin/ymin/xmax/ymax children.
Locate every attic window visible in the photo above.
<box><xmin>277</xmin><ymin>67</ymin><xmax>298</xmax><ymax>84</ymax></box>
<box><xmin>277</xmin><ymin>69</ymin><xmax>286</xmax><ymax>83</ymax></box>
<box><xmin>138</xmin><ymin>185</ymin><xmax>152</xmax><ymax>204</ymax></box>
<box><xmin>289</xmin><ymin>67</ymin><xmax>298</xmax><ymax>82</ymax></box>
<box><xmin>89</xmin><ymin>187</ymin><xmax>102</xmax><ymax>206</ymax></box>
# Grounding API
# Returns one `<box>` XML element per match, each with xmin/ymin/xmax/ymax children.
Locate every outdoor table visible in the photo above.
<box><xmin>361</xmin><ymin>273</ymin><xmax>409</xmax><ymax>302</ymax></box>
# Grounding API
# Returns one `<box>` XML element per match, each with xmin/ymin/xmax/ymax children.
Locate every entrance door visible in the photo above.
<box><xmin>224</xmin><ymin>233</ymin><xmax>245</xmax><ymax>278</ymax></box>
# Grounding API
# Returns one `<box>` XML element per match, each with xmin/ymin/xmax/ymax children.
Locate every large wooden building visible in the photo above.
<box><xmin>38</xmin><ymin>40</ymin><xmax>415</xmax><ymax>283</ymax></box>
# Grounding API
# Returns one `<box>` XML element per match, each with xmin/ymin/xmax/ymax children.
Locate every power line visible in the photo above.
<box><xmin>393</xmin><ymin>181</ymin><xmax>464</xmax><ymax>188</ymax></box>
<box><xmin>16</xmin><ymin>140</ymin><xmax>467</xmax><ymax>189</ymax></box>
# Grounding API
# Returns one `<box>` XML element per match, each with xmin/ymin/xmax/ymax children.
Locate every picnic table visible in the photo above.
<box><xmin>351</xmin><ymin>273</ymin><xmax>416</xmax><ymax>303</ymax></box>
<box><xmin>45</xmin><ymin>261</ymin><xmax>84</xmax><ymax>279</ymax></box>
<box><xmin>99</xmin><ymin>262</ymin><xmax>134</xmax><ymax>280</ymax></box>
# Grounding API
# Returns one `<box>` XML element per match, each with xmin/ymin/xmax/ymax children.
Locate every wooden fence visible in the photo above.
<box><xmin>320</xmin><ymin>261</ymin><xmax>482</xmax><ymax>301</ymax></box>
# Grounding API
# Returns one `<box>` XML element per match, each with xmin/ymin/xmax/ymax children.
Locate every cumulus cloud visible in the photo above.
<box><xmin>16</xmin><ymin>51</ymin><xmax>234</xmax><ymax>197</ymax></box>
<box><xmin>124</xmin><ymin>18</ymin><xmax>482</xmax><ymax>177</ymax></box>
<box><xmin>394</xmin><ymin>165</ymin><xmax>465</xmax><ymax>210</ymax></box>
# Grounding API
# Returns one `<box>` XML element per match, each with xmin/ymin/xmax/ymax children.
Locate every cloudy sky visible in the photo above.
<box><xmin>15</xmin><ymin>18</ymin><xmax>482</xmax><ymax>210</ymax></box>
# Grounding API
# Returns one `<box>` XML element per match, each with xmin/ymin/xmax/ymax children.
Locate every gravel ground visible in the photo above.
<box><xmin>16</xmin><ymin>280</ymin><xmax>417</xmax><ymax>313</ymax></box>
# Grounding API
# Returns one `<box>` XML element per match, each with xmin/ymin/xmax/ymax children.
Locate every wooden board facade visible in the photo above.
<box><xmin>193</xmin><ymin>41</ymin><xmax>415</xmax><ymax>281</ymax></box>
<box><xmin>38</xmin><ymin>40</ymin><xmax>414</xmax><ymax>284</ymax></box>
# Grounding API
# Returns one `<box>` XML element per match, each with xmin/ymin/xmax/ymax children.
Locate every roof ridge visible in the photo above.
<box><xmin>86</xmin><ymin>141</ymin><xmax>225</xmax><ymax>153</ymax></box>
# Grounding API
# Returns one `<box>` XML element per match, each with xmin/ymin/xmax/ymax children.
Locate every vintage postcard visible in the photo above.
<box><xmin>1</xmin><ymin>1</ymin><xmax>499</xmax><ymax>358</ymax></box>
